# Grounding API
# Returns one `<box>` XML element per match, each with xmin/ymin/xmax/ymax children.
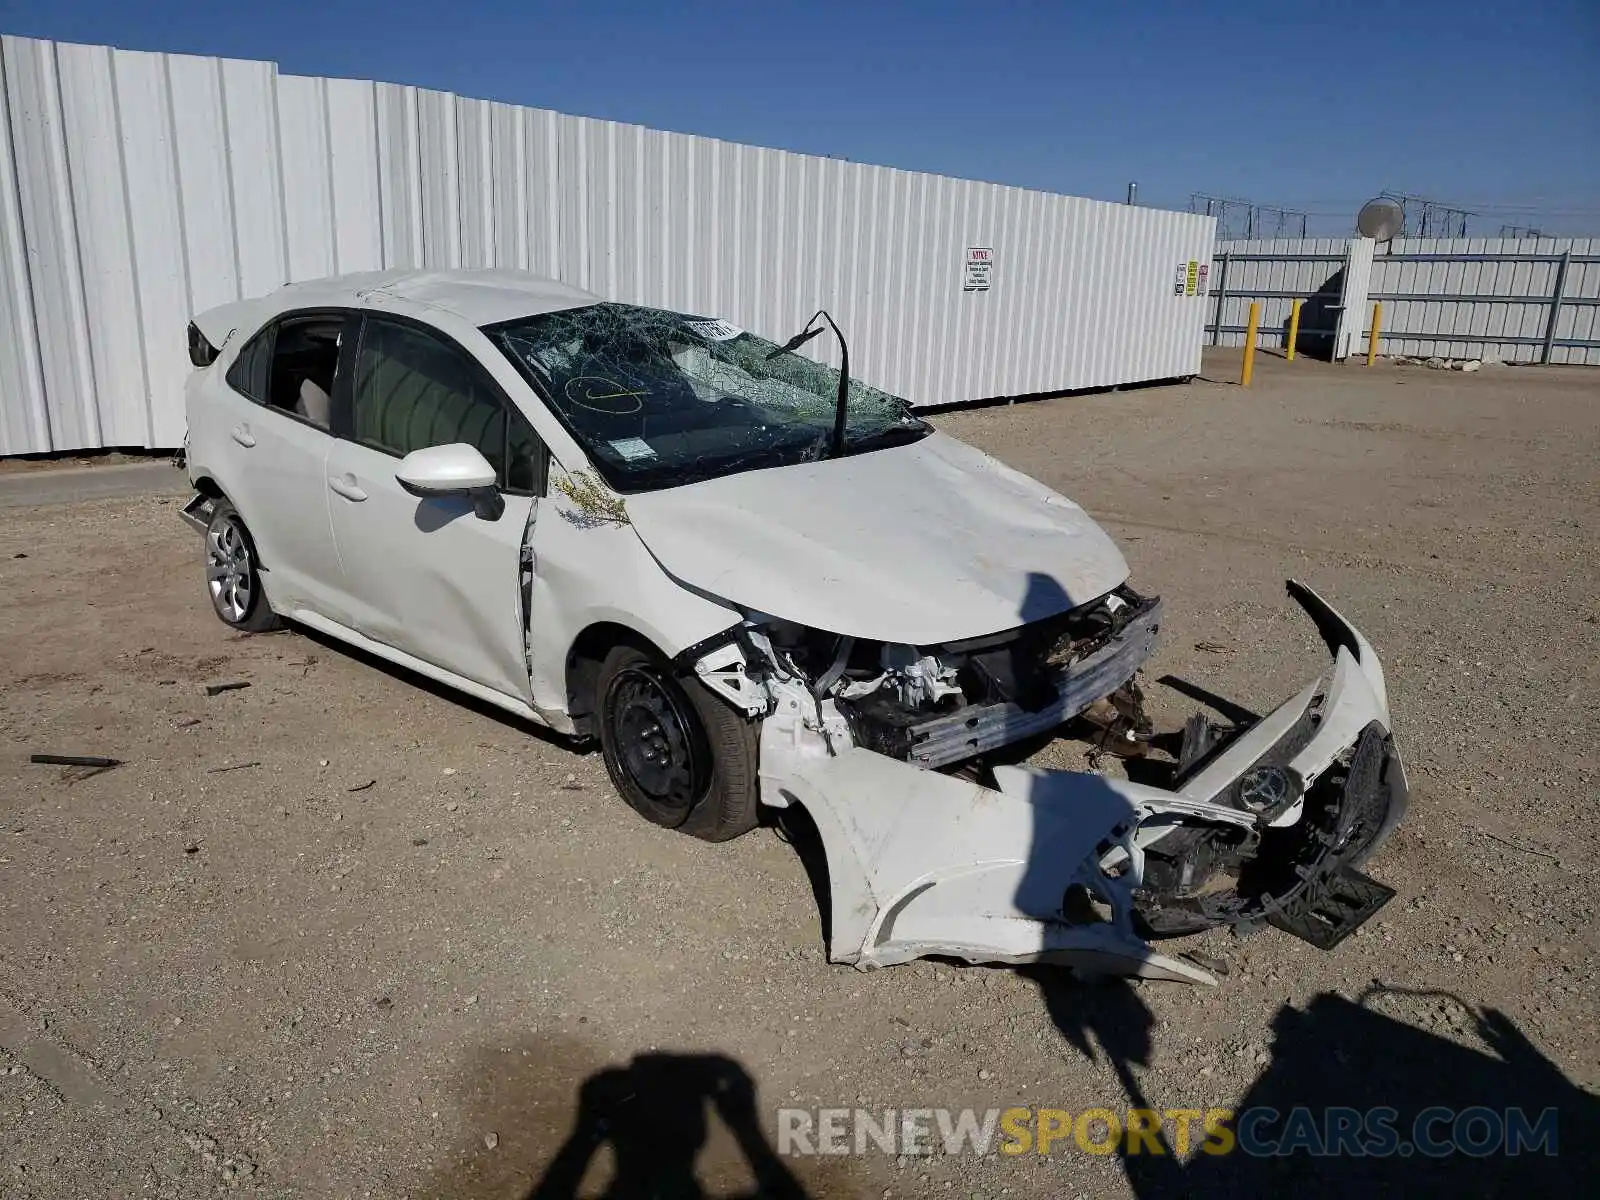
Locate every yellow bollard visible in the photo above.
<box><xmin>1241</xmin><ymin>301</ymin><xmax>1260</xmax><ymax>387</ymax></box>
<box><xmin>1286</xmin><ymin>298</ymin><xmax>1303</xmax><ymax>362</ymax></box>
<box><xmin>1366</xmin><ymin>302</ymin><xmax>1383</xmax><ymax>366</ymax></box>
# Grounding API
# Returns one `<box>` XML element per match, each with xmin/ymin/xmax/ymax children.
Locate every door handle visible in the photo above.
<box><xmin>328</xmin><ymin>474</ymin><xmax>368</xmax><ymax>502</ymax></box>
<box><xmin>230</xmin><ymin>425</ymin><xmax>256</xmax><ymax>448</ymax></box>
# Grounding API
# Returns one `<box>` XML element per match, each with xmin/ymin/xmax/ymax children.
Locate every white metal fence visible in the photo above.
<box><xmin>1208</xmin><ymin>237</ymin><xmax>1600</xmax><ymax>365</ymax></box>
<box><xmin>0</xmin><ymin>34</ymin><xmax>1215</xmax><ymax>456</ymax></box>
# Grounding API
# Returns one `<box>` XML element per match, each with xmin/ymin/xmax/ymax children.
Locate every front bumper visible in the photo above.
<box><xmin>757</xmin><ymin>580</ymin><xmax>1407</xmax><ymax>986</ymax></box>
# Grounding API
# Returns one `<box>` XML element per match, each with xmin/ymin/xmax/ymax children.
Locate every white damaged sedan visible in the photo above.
<box><xmin>183</xmin><ymin>269</ymin><xmax>1406</xmax><ymax>984</ymax></box>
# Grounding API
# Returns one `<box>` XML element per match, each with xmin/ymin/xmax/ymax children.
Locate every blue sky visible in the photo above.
<box><xmin>6</xmin><ymin>0</ymin><xmax>1598</xmax><ymax>234</ymax></box>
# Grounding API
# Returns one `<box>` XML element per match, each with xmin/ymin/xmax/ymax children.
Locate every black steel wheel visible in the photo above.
<box><xmin>594</xmin><ymin>644</ymin><xmax>759</xmax><ymax>841</ymax></box>
<box><xmin>603</xmin><ymin>661</ymin><xmax>710</xmax><ymax>821</ymax></box>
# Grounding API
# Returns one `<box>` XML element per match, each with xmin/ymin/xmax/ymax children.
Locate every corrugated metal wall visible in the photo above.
<box><xmin>1368</xmin><ymin>238</ymin><xmax>1599</xmax><ymax>363</ymax></box>
<box><xmin>0</xmin><ymin>35</ymin><xmax>1215</xmax><ymax>456</ymax></box>
<box><xmin>1206</xmin><ymin>238</ymin><xmax>1349</xmax><ymax>351</ymax></box>
<box><xmin>1210</xmin><ymin>236</ymin><xmax>1600</xmax><ymax>364</ymax></box>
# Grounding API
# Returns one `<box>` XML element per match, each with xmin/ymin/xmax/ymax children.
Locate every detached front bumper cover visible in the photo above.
<box><xmin>758</xmin><ymin>580</ymin><xmax>1408</xmax><ymax>986</ymax></box>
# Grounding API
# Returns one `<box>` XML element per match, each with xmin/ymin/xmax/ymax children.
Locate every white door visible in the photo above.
<box><xmin>324</xmin><ymin>314</ymin><xmax>545</xmax><ymax>701</ymax></box>
<box><xmin>1332</xmin><ymin>237</ymin><xmax>1377</xmax><ymax>361</ymax></box>
<box><xmin>213</xmin><ymin>313</ymin><xmax>350</xmax><ymax>621</ymax></box>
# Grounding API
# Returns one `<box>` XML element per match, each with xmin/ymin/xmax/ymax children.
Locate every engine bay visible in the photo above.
<box><xmin>743</xmin><ymin>586</ymin><xmax>1162</xmax><ymax>770</ymax></box>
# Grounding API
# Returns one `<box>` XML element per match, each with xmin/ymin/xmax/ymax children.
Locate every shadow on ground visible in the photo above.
<box><xmin>289</xmin><ymin>622</ymin><xmax>587</xmax><ymax>754</ymax></box>
<box><xmin>421</xmin><ymin>1038</ymin><xmax>850</xmax><ymax>1199</ymax></box>
<box><xmin>527</xmin><ymin>1052</ymin><xmax>809</xmax><ymax>1199</ymax></box>
<box><xmin>1028</xmin><ymin>971</ymin><xmax>1597</xmax><ymax>1196</ymax></box>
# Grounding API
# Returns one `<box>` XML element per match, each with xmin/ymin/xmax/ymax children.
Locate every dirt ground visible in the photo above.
<box><xmin>2</xmin><ymin>351</ymin><xmax>1596</xmax><ymax>1198</ymax></box>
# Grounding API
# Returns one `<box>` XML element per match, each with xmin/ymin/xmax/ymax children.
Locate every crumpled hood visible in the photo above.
<box><xmin>623</xmin><ymin>433</ymin><xmax>1129</xmax><ymax>645</ymax></box>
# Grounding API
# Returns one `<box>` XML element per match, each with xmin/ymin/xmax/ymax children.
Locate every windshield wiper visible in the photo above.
<box><xmin>767</xmin><ymin>310</ymin><xmax>852</xmax><ymax>460</ymax></box>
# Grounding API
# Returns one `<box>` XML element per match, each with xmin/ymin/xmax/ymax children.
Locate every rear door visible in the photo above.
<box><xmin>215</xmin><ymin>312</ymin><xmax>355</xmax><ymax>621</ymax></box>
<box><xmin>323</xmin><ymin>313</ymin><xmax>545</xmax><ymax>701</ymax></box>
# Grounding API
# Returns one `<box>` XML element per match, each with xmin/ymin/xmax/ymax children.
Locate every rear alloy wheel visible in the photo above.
<box><xmin>596</xmin><ymin>644</ymin><xmax>759</xmax><ymax>842</ymax></box>
<box><xmin>204</xmin><ymin>501</ymin><xmax>281</xmax><ymax>632</ymax></box>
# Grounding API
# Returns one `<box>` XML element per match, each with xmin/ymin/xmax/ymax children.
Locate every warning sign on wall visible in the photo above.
<box><xmin>1174</xmin><ymin>263</ymin><xmax>1187</xmax><ymax>296</ymax></box>
<box><xmin>964</xmin><ymin>247</ymin><xmax>993</xmax><ymax>291</ymax></box>
<box><xmin>1185</xmin><ymin>260</ymin><xmax>1199</xmax><ymax>296</ymax></box>
<box><xmin>1197</xmin><ymin>263</ymin><xmax>1210</xmax><ymax>295</ymax></box>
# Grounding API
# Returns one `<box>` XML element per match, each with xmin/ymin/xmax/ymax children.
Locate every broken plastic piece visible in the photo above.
<box><xmin>1268</xmin><ymin>867</ymin><xmax>1396</xmax><ymax>950</ymax></box>
<box><xmin>756</xmin><ymin>580</ymin><xmax>1405</xmax><ymax>984</ymax></box>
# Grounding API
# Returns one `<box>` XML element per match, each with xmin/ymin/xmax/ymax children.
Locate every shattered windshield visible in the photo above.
<box><xmin>486</xmin><ymin>303</ymin><xmax>929</xmax><ymax>491</ymax></box>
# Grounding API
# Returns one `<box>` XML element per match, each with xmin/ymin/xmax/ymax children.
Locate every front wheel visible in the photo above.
<box><xmin>595</xmin><ymin>644</ymin><xmax>759</xmax><ymax>842</ymax></box>
<box><xmin>203</xmin><ymin>500</ymin><xmax>281</xmax><ymax>632</ymax></box>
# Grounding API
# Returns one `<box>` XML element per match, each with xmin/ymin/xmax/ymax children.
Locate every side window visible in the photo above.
<box><xmin>225</xmin><ymin>327</ymin><xmax>273</xmax><ymax>403</ymax></box>
<box><xmin>353</xmin><ymin>318</ymin><xmax>544</xmax><ymax>494</ymax></box>
<box><xmin>266</xmin><ymin>317</ymin><xmax>342</xmax><ymax>429</ymax></box>
<box><xmin>224</xmin><ymin>315</ymin><xmax>342</xmax><ymax>431</ymax></box>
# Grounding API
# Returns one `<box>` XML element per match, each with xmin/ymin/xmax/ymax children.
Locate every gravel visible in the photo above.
<box><xmin>0</xmin><ymin>351</ymin><xmax>1595</xmax><ymax>1197</ymax></box>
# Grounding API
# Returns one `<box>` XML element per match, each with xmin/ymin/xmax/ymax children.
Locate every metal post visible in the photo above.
<box><xmin>1242</xmin><ymin>302</ymin><xmax>1260</xmax><ymax>387</ymax></box>
<box><xmin>1211</xmin><ymin>252</ymin><xmax>1231</xmax><ymax>346</ymax></box>
<box><xmin>1542</xmin><ymin>250</ymin><xmax>1572</xmax><ymax>364</ymax></box>
<box><xmin>1286</xmin><ymin>298</ymin><xmax>1303</xmax><ymax>362</ymax></box>
<box><xmin>1366</xmin><ymin>302</ymin><xmax>1383</xmax><ymax>366</ymax></box>
<box><xmin>1126</xmin><ymin>181</ymin><xmax>1138</xmax><ymax>206</ymax></box>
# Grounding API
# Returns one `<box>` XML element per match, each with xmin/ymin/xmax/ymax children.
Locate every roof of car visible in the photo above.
<box><xmin>299</xmin><ymin>269</ymin><xmax>602</xmax><ymax>325</ymax></box>
<box><xmin>191</xmin><ymin>269</ymin><xmax>603</xmax><ymax>347</ymax></box>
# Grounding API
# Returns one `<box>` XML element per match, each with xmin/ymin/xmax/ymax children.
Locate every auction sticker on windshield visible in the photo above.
<box><xmin>687</xmin><ymin>319</ymin><xmax>744</xmax><ymax>341</ymax></box>
<box><xmin>609</xmin><ymin>437</ymin><xmax>658</xmax><ymax>461</ymax></box>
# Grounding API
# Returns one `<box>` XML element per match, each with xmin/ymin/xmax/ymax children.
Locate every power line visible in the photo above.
<box><xmin>1188</xmin><ymin>193</ymin><xmax>1307</xmax><ymax>239</ymax></box>
<box><xmin>1378</xmin><ymin>191</ymin><xmax>1473</xmax><ymax>238</ymax></box>
<box><xmin>1169</xmin><ymin>190</ymin><xmax>1597</xmax><ymax>236</ymax></box>
<box><xmin>1183</xmin><ymin>198</ymin><xmax>1600</xmax><ymax>221</ymax></box>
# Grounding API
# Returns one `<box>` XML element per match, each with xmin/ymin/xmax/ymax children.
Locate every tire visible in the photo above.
<box><xmin>595</xmin><ymin>644</ymin><xmax>759</xmax><ymax>842</ymax></box>
<box><xmin>203</xmin><ymin>500</ymin><xmax>281</xmax><ymax>633</ymax></box>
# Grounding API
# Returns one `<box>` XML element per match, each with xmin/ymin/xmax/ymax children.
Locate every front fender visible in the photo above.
<box><xmin>526</xmin><ymin>494</ymin><xmax>741</xmax><ymax>725</ymax></box>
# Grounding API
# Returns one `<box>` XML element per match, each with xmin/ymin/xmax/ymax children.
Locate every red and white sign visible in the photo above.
<box><xmin>964</xmin><ymin>247</ymin><xmax>993</xmax><ymax>291</ymax></box>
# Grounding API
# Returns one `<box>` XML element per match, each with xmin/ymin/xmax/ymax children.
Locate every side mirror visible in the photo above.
<box><xmin>395</xmin><ymin>444</ymin><xmax>505</xmax><ymax>521</ymax></box>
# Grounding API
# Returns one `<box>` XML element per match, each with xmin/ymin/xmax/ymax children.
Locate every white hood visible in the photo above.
<box><xmin>623</xmin><ymin>433</ymin><xmax>1129</xmax><ymax>645</ymax></box>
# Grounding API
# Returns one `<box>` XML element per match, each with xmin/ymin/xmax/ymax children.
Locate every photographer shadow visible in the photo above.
<box><xmin>527</xmin><ymin>1051</ymin><xmax>809</xmax><ymax>1200</ymax></box>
